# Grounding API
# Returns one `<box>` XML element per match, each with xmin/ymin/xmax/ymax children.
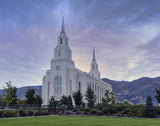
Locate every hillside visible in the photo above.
<box><xmin>0</xmin><ymin>77</ymin><xmax>160</xmax><ymax>104</ymax></box>
<box><xmin>102</xmin><ymin>77</ymin><xmax>160</xmax><ymax>104</ymax></box>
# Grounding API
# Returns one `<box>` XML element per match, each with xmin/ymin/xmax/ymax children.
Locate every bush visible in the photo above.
<box><xmin>19</xmin><ymin>109</ymin><xmax>27</xmax><ymax>117</ymax></box>
<box><xmin>4</xmin><ymin>110</ymin><xmax>17</xmax><ymax>117</ymax></box>
<box><xmin>40</xmin><ymin>111</ymin><xmax>49</xmax><ymax>115</ymax></box>
<box><xmin>127</xmin><ymin>112</ymin><xmax>135</xmax><ymax>117</ymax></box>
<box><xmin>72</xmin><ymin>108</ymin><xmax>78</xmax><ymax>112</ymax></box>
<box><xmin>0</xmin><ymin>111</ymin><xmax>4</xmax><ymax>118</ymax></box>
<box><xmin>84</xmin><ymin>108</ymin><xmax>90</xmax><ymax>112</ymax></box>
<box><xmin>102</xmin><ymin>109</ymin><xmax>108</xmax><ymax>115</ymax></box>
<box><xmin>33</xmin><ymin>111</ymin><xmax>40</xmax><ymax>116</ymax></box>
<box><xmin>97</xmin><ymin>111</ymin><xmax>103</xmax><ymax>116</ymax></box>
<box><xmin>76</xmin><ymin>111</ymin><xmax>81</xmax><ymax>115</ymax></box>
<box><xmin>27</xmin><ymin>111</ymin><xmax>33</xmax><ymax>116</ymax></box>
<box><xmin>84</xmin><ymin>112</ymin><xmax>88</xmax><ymax>115</ymax></box>
<box><xmin>66</xmin><ymin>112</ymin><xmax>70</xmax><ymax>115</ymax></box>
<box><xmin>80</xmin><ymin>108</ymin><xmax>85</xmax><ymax>111</ymax></box>
<box><xmin>90</xmin><ymin>109</ymin><xmax>97</xmax><ymax>114</ymax></box>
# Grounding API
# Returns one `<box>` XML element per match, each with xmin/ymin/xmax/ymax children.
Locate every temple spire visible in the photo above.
<box><xmin>61</xmin><ymin>12</ymin><xmax>65</xmax><ymax>33</ymax></box>
<box><xmin>93</xmin><ymin>48</ymin><xmax>95</xmax><ymax>61</ymax></box>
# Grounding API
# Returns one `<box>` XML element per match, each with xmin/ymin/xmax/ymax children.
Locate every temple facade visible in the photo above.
<box><xmin>42</xmin><ymin>14</ymin><xmax>112</xmax><ymax>105</ymax></box>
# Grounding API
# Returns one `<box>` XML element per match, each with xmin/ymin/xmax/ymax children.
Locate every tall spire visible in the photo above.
<box><xmin>93</xmin><ymin>48</ymin><xmax>95</xmax><ymax>61</ymax></box>
<box><xmin>61</xmin><ymin>12</ymin><xmax>65</xmax><ymax>33</ymax></box>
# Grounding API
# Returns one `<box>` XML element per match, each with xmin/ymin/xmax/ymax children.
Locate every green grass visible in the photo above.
<box><xmin>0</xmin><ymin>116</ymin><xmax>160</xmax><ymax>126</ymax></box>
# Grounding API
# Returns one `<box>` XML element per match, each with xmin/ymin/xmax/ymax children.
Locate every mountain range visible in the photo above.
<box><xmin>0</xmin><ymin>77</ymin><xmax>160</xmax><ymax>104</ymax></box>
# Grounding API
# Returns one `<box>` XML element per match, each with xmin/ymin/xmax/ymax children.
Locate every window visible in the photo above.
<box><xmin>70</xmin><ymin>80</ymin><xmax>72</xmax><ymax>95</ymax></box>
<box><xmin>48</xmin><ymin>82</ymin><xmax>50</xmax><ymax>101</ymax></box>
<box><xmin>54</xmin><ymin>76</ymin><xmax>62</xmax><ymax>99</ymax></box>
<box><xmin>92</xmin><ymin>64</ymin><xmax>94</xmax><ymax>69</ymax></box>
<box><xmin>59</xmin><ymin>49</ymin><xmax>60</xmax><ymax>56</ymax></box>
<box><xmin>56</xmin><ymin>66</ymin><xmax>60</xmax><ymax>71</ymax></box>
<box><xmin>79</xmin><ymin>81</ymin><xmax>81</xmax><ymax>90</ymax></box>
<box><xmin>60</xmin><ymin>38</ymin><xmax>62</xmax><ymax>44</ymax></box>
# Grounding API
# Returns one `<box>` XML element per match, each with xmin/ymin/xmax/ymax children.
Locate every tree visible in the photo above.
<box><xmin>60</xmin><ymin>95</ymin><xmax>68</xmax><ymax>106</ymax></box>
<box><xmin>102</xmin><ymin>90</ymin><xmax>112</xmax><ymax>105</ymax></box>
<box><xmin>25</xmin><ymin>87</ymin><xmax>35</xmax><ymax>104</ymax></box>
<box><xmin>73</xmin><ymin>90</ymin><xmax>83</xmax><ymax>108</ymax></box>
<box><xmin>4</xmin><ymin>81</ymin><xmax>17</xmax><ymax>105</ymax></box>
<box><xmin>67</xmin><ymin>95</ymin><xmax>73</xmax><ymax>110</ymax></box>
<box><xmin>17</xmin><ymin>99</ymin><xmax>26</xmax><ymax>105</ymax></box>
<box><xmin>144</xmin><ymin>96</ymin><xmax>155</xmax><ymax>118</ymax></box>
<box><xmin>34</xmin><ymin>95</ymin><xmax>43</xmax><ymax>105</ymax></box>
<box><xmin>155</xmin><ymin>88</ymin><xmax>160</xmax><ymax>103</ymax></box>
<box><xmin>0</xmin><ymin>96</ymin><xmax>6</xmax><ymax>105</ymax></box>
<box><xmin>85</xmin><ymin>86</ymin><xmax>96</xmax><ymax>108</ymax></box>
<box><xmin>110</xmin><ymin>92</ymin><xmax>115</xmax><ymax>104</ymax></box>
<box><xmin>102</xmin><ymin>90</ymin><xmax>114</xmax><ymax>115</ymax></box>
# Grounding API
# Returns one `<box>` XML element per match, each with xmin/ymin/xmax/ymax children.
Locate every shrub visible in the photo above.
<box><xmin>40</xmin><ymin>111</ymin><xmax>49</xmax><ymax>115</ymax></box>
<box><xmin>66</xmin><ymin>112</ymin><xmax>70</xmax><ymax>115</ymax></box>
<box><xmin>80</xmin><ymin>108</ymin><xmax>85</xmax><ymax>111</ymax></box>
<box><xmin>118</xmin><ymin>113</ymin><xmax>123</xmax><ymax>117</ymax></box>
<box><xmin>84</xmin><ymin>112</ymin><xmax>88</xmax><ymax>115</ymax></box>
<box><xmin>33</xmin><ymin>111</ymin><xmax>40</xmax><ymax>116</ymax></box>
<box><xmin>4</xmin><ymin>110</ymin><xmax>17</xmax><ymax>117</ymax></box>
<box><xmin>90</xmin><ymin>109</ymin><xmax>97</xmax><ymax>114</ymax></box>
<box><xmin>0</xmin><ymin>111</ymin><xmax>4</xmax><ymax>118</ymax></box>
<box><xmin>27</xmin><ymin>111</ymin><xmax>33</xmax><ymax>116</ymax></box>
<box><xmin>102</xmin><ymin>109</ymin><xmax>108</xmax><ymax>115</ymax></box>
<box><xmin>72</xmin><ymin>108</ymin><xmax>78</xmax><ymax>112</ymax></box>
<box><xmin>76</xmin><ymin>111</ymin><xmax>80</xmax><ymax>115</ymax></box>
<box><xmin>19</xmin><ymin>109</ymin><xmax>27</xmax><ymax>117</ymax></box>
<box><xmin>127</xmin><ymin>112</ymin><xmax>135</xmax><ymax>117</ymax></box>
<box><xmin>84</xmin><ymin>108</ymin><xmax>90</xmax><ymax>112</ymax></box>
<box><xmin>97</xmin><ymin>111</ymin><xmax>103</xmax><ymax>116</ymax></box>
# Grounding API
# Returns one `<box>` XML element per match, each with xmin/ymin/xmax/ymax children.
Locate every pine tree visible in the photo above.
<box><xmin>85</xmin><ymin>86</ymin><xmax>96</xmax><ymax>108</ymax></box>
<box><xmin>25</xmin><ymin>87</ymin><xmax>35</xmax><ymax>104</ymax></box>
<box><xmin>4</xmin><ymin>81</ymin><xmax>17</xmax><ymax>105</ymax></box>
<box><xmin>155</xmin><ymin>88</ymin><xmax>160</xmax><ymax>103</ymax></box>
<box><xmin>67</xmin><ymin>95</ymin><xmax>73</xmax><ymax>110</ymax></box>
<box><xmin>144</xmin><ymin>96</ymin><xmax>155</xmax><ymax>118</ymax></box>
<box><xmin>73</xmin><ymin>90</ymin><xmax>83</xmax><ymax>108</ymax></box>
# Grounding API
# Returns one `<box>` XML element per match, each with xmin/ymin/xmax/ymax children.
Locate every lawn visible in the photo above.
<box><xmin>0</xmin><ymin>116</ymin><xmax>160</xmax><ymax>126</ymax></box>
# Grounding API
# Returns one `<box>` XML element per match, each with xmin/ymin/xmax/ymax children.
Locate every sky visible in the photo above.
<box><xmin>1</xmin><ymin>0</ymin><xmax>160</xmax><ymax>89</ymax></box>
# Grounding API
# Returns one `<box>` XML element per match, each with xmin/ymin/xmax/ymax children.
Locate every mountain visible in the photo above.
<box><xmin>102</xmin><ymin>77</ymin><xmax>160</xmax><ymax>104</ymax></box>
<box><xmin>0</xmin><ymin>86</ymin><xmax>42</xmax><ymax>100</ymax></box>
<box><xmin>0</xmin><ymin>77</ymin><xmax>160</xmax><ymax>104</ymax></box>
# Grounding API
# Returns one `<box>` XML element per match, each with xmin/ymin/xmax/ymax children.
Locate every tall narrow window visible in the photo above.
<box><xmin>79</xmin><ymin>81</ymin><xmax>81</xmax><ymax>90</ymax></box>
<box><xmin>70</xmin><ymin>80</ymin><xmax>72</xmax><ymax>95</ymax></box>
<box><xmin>54</xmin><ymin>76</ymin><xmax>62</xmax><ymax>99</ymax></box>
<box><xmin>92</xmin><ymin>64</ymin><xmax>94</xmax><ymax>69</ymax></box>
<box><xmin>59</xmin><ymin>49</ymin><xmax>60</xmax><ymax>56</ymax></box>
<box><xmin>60</xmin><ymin>38</ymin><xmax>62</xmax><ymax>44</ymax></box>
<box><xmin>48</xmin><ymin>82</ymin><xmax>50</xmax><ymax>101</ymax></box>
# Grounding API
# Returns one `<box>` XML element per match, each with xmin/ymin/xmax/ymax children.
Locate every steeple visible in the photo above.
<box><xmin>61</xmin><ymin>12</ymin><xmax>65</xmax><ymax>33</ymax></box>
<box><xmin>93</xmin><ymin>48</ymin><xmax>95</xmax><ymax>61</ymax></box>
<box><xmin>89</xmin><ymin>48</ymin><xmax>100</xmax><ymax>78</ymax></box>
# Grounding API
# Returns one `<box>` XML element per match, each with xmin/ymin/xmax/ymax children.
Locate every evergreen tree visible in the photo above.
<box><xmin>34</xmin><ymin>95</ymin><xmax>43</xmax><ymax>105</ymax></box>
<box><xmin>67</xmin><ymin>95</ymin><xmax>73</xmax><ymax>110</ymax></box>
<box><xmin>25</xmin><ymin>87</ymin><xmax>35</xmax><ymax>104</ymax></box>
<box><xmin>4</xmin><ymin>81</ymin><xmax>17</xmax><ymax>105</ymax></box>
<box><xmin>0</xmin><ymin>96</ymin><xmax>6</xmax><ymax>105</ymax></box>
<box><xmin>85</xmin><ymin>86</ymin><xmax>96</xmax><ymax>108</ymax></box>
<box><xmin>110</xmin><ymin>92</ymin><xmax>115</xmax><ymax>104</ymax></box>
<box><xmin>60</xmin><ymin>95</ymin><xmax>68</xmax><ymax>106</ymax></box>
<box><xmin>144</xmin><ymin>96</ymin><xmax>155</xmax><ymax>118</ymax></box>
<box><xmin>155</xmin><ymin>88</ymin><xmax>160</xmax><ymax>103</ymax></box>
<box><xmin>73</xmin><ymin>90</ymin><xmax>83</xmax><ymax>108</ymax></box>
<box><xmin>102</xmin><ymin>90</ymin><xmax>112</xmax><ymax>105</ymax></box>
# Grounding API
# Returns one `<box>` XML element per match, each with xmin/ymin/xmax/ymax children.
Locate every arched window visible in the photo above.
<box><xmin>92</xmin><ymin>64</ymin><xmax>94</xmax><ymax>69</ymax></box>
<box><xmin>54</xmin><ymin>76</ymin><xmax>62</xmax><ymax>99</ymax></box>
<box><xmin>60</xmin><ymin>38</ymin><xmax>62</xmax><ymax>44</ymax></box>
<box><xmin>79</xmin><ymin>81</ymin><xmax>81</xmax><ymax>90</ymax></box>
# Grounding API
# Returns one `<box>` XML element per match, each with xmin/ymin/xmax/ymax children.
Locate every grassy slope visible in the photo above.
<box><xmin>0</xmin><ymin>116</ymin><xmax>160</xmax><ymax>126</ymax></box>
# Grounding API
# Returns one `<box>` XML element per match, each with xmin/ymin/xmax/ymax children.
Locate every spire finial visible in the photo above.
<box><xmin>61</xmin><ymin>12</ymin><xmax>65</xmax><ymax>33</ymax></box>
<box><xmin>93</xmin><ymin>48</ymin><xmax>95</xmax><ymax>61</ymax></box>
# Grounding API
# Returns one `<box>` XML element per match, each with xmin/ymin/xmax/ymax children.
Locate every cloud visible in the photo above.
<box><xmin>1</xmin><ymin>0</ymin><xmax>160</xmax><ymax>88</ymax></box>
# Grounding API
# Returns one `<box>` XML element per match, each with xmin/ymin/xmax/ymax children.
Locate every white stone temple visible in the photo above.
<box><xmin>42</xmin><ymin>14</ymin><xmax>112</xmax><ymax>105</ymax></box>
